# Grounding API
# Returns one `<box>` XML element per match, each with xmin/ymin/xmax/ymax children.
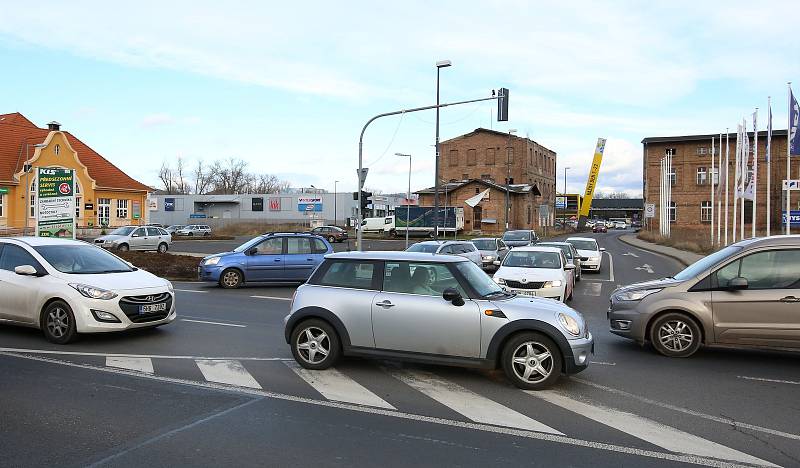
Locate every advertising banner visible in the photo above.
<box><xmin>164</xmin><ymin>198</ymin><xmax>175</xmax><ymax>211</ymax></box>
<box><xmin>555</xmin><ymin>196</ymin><xmax>567</xmax><ymax>209</ymax></box>
<box><xmin>782</xmin><ymin>210</ymin><xmax>800</xmax><ymax>227</ymax></box>
<box><xmin>269</xmin><ymin>197</ymin><xmax>281</xmax><ymax>211</ymax></box>
<box><xmin>579</xmin><ymin>138</ymin><xmax>607</xmax><ymax>219</ymax></box>
<box><xmin>298</xmin><ymin>196</ymin><xmax>323</xmax><ymax>212</ymax></box>
<box><xmin>132</xmin><ymin>201</ymin><xmax>141</xmax><ymax>220</ymax></box>
<box><xmin>252</xmin><ymin>197</ymin><xmax>264</xmax><ymax>212</ymax></box>
<box><xmin>36</xmin><ymin>167</ymin><xmax>75</xmax><ymax>238</ymax></box>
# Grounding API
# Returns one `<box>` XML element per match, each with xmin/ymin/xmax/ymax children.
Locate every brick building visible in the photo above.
<box><xmin>419</xmin><ymin>128</ymin><xmax>556</xmax><ymax>234</ymax></box>
<box><xmin>642</xmin><ymin>130</ymin><xmax>796</xmax><ymax>233</ymax></box>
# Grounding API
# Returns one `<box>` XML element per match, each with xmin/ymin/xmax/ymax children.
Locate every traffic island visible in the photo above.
<box><xmin>115</xmin><ymin>251</ymin><xmax>200</xmax><ymax>281</ymax></box>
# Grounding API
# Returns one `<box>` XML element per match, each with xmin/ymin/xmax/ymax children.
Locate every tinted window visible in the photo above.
<box><xmin>146</xmin><ymin>228</ymin><xmax>161</xmax><ymax>236</ymax></box>
<box><xmin>35</xmin><ymin>245</ymin><xmax>133</xmax><ymax>274</ymax></box>
<box><xmin>503</xmin><ymin>251</ymin><xmax>562</xmax><ymax>269</ymax></box>
<box><xmin>110</xmin><ymin>227</ymin><xmax>135</xmax><ymax>236</ymax></box>
<box><xmin>715</xmin><ymin>249</ymin><xmax>800</xmax><ymax>290</ymax></box>
<box><xmin>311</xmin><ymin>238</ymin><xmax>328</xmax><ymax>254</ymax></box>
<box><xmin>0</xmin><ymin>244</ymin><xmax>43</xmax><ymax>272</ymax></box>
<box><xmin>674</xmin><ymin>245</ymin><xmax>742</xmax><ymax>281</ymax></box>
<box><xmin>472</xmin><ymin>240</ymin><xmax>496</xmax><ymax>250</ymax></box>
<box><xmin>319</xmin><ymin>261</ymin><xmax>376</xmax><ymax>289</ymax></box>
<box><xmin>539</xmin><ymin>243</ymin><xmax>572</xmax><ymax>259</ymax></box>
<box><xmin>158</xmin><ymin>228</ymin><xmax>169</xmax><ymax>236</ymax></box>
<box><xmin>406</xmin><ymin>243</ymin><xmax>439</xmax><ymax>253</ymax></box>
<box><xmin>383</xmin><ymin>262</ymin><xmax>466</xmax><ymax>297</ymax></box>
<box><xmin>133</xmin><ymin>228</ymin><xmax>147</xmax><ymax>237</ymax></box>
<box><xmin>460</xmin><ymin>244</ymin><xmax>476</xmax><ymax>253</ymax></box>
<box><xmin>287</xmin><ymin>237</ymin><xmax>312</xmax><ymax>254</ymax></box>
<box><xmin>439</xmin><ymin>245</ymin><xmax>455</xmax><ymax>254</ymax></box>
<box><xmin>502</xmin><ymin>231</ymin><xmax>530</xmax><ymax>241</ymax></box>
<box><xmin>567</xmin><ymin>240</ymin><xmax>598</xmax><ymax>251</ymax></box>
<box><xmin>254</xmin><ymin>237</ymin><xmax>283</xmax><ymax>255</ymax></box>
<box><xmin>456</xmin><ymin>261</ymin><xmax>503</xmax><ymax>298</ymax></box>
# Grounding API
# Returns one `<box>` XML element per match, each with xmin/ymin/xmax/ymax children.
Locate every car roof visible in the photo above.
<box><xmin>3</xmin><ymin>236</ymin><xmax>90</xmax><ymax>247</ymax></box>
<box><xmin>413</xmin><ymin>240</ymin><xmax>466</xmax><ymax>245</ymax></box>
<box><xmin>566</xmin><ymin>237</ymin><xmax>596</xmax><ymax>242</ymax></box>
<box><xmin>506</xmin><ymin>245</ymin><xmax>563</xmax><ymax>253</ymax></box>
<box><xmin>471</xmin><ymin>237</ymin><xmax>499</xmax><ymax>241</ymax></box>
<box><xmin>537</xmin><ymin>241</ymin><xmax>571</xmax><ymax>247</ymax></box>
<box><xmin>326</xmin><ymin>251</ymin><xmax>469</xmax><ymax>262</ymax></box>
<box><xmin>734</xmin><ymin>235</ymin><xmax>800</xmax><ymax>249</ymax></box>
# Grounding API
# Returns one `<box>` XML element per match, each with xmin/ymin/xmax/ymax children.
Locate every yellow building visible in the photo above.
<box><xmin>0</xmin><ymin>113</ymin><xmax>151</xmax><ymax>232</ymax></box>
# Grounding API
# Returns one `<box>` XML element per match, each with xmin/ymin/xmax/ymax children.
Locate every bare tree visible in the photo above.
<box><xmin>174</xmin><ymin>157</ymin><xmax>189</xmax><ymax>194</ymax></box>
<box><xmin>159</xmin><ymin>161</ymin><xmax>175</xmax><ymax>194</ymax></box>
<box><xmin>210</xmin><ymin>157</ymin><xmax>250</xmax><ymax>194</ymax></box>
<box><xmin>594</xmin><ymin>191</ymin><xmax>636</xmax><ymax>199</ymax></box>
<box><xmin>193</xmin><ymin>160</ymin><xmax>212</xmax><ymax>195</ymax></box>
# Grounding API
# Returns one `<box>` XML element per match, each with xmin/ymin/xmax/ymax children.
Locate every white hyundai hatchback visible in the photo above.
<box><xmin>0</xmin><ymin>237</ymin><xmax>176</xmax><ymax>344</ymax></box>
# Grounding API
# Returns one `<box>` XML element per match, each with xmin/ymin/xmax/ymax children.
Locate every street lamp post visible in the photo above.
<box><xmin>333</xmin><ymin>180</ymin><xmax>339</xmax><ymax>226</ymax></box>
<box><xmin>433</xmin><ymin>59</ymin><xmax>451</xmax><ymax>241</ymax></box>
<box><xmin>395</xmin><ymin>153</ymin><xmax>412</xmax><ymax>248</ymax></box>
<box><xmin>504</xmin><ymin>129</ymin><xmax>517</xmax><ymax>230</ymax></box>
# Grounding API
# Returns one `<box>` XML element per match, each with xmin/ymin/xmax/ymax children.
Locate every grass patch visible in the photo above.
<box><xmin>637</xmin><ymin>228</ymin><xmax>715</xmax><ymax>255</ymax></box>
<box><xmin>116</xmin><ymin>251</ymin><xmax>200</xmax><ymax>281</ymax></box>
<box><xmin>213</xmin><ymin>222</ymin><xmax>312</xmax><ymax>237</ymax></box>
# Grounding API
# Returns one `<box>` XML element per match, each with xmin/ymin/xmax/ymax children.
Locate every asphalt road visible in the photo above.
<box><xmin>1</xmin><ymin>231</ymin><xmax>799</xmax><ymax>467</ymax></box>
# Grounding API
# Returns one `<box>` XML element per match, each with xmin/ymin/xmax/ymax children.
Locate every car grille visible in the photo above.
<box><xmin>505</xmin><ymin>280</ymin><xmax>545</xmax><ymax>289</ymax></box>
<box><xmin>118</xmin><ymin>292</ymin><xmax>172</xmax><ymax>323</ymax></box>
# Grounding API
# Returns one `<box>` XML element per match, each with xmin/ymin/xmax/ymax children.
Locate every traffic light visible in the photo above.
<box><xmin>497</xmin><ymin>87</ymin><xmax>509</xmax><ymax>122</ymax></box>
<box><xmin>361</xmin><ymin>191</ymin><xmax>372</xmax><ymax>215</ymax></box>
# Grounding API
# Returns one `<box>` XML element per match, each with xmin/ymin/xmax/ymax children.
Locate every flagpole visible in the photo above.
<box><xmin>717</xmin><ymin>132</ymin><xmax>722</xmax><ymax>245</ymax></box>
<box><xmin>752</xmin><ymin>109</ymin><xmax>758</xmax><ymax>238</ymax></box>
<box><xmin>711</xmin><ymin>137</ymin><xmax>715</xmax><ymax>245</ymax></box>
<box><xmin>787</xmin><ymin>82</ymin><xmax>793</xmax><ymax>235</ymax></box>
<box><xmin>668</xmin><ymin>149</ymin><xmax>672</xmax><ymax>238</ymax></box>
<box><xmin>659</xmin><ymin>158</ymin><xmax>664</xmax><ymax>236</ymax></box>
<box><xmin>725</xmin><ymin>129</ymin><xmax>730</xmax><ymax>245</ymax></box>
<box><xmin>740</xmin><ymin>119</ymin><xmax>745</xmax><ymax>240</ymax></box>
<box><xmin>766</xmin><ymin>97</ymin><xmax>772</xmax><ymax>236</ymax></box>
<box><xmin>733</xmin><ymin>125</ymin><xmax>739</xmax><ymax>243</ymax></box>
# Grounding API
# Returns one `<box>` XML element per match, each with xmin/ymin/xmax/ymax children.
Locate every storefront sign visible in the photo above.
<box><xmin>36</xmin><ymin>167</ymin><xmax>75</xmax><ymax>239</ymax></box>
<box><xmin>252</xmin><ymin>197</ymin><xmax>264</xmax><ymax>212</ymax></box>
<box><xmin>298</xmin><ymin>196</ymin><xmax>323</xmax><ymax>212</ymax></box>
<box><xmin>269</xmin><ymin>197</ymin><xmax>281</xmax><ymax>211</ymax></box>
<box><xmin>164</xmin><ymin>198</ymin><xmax>175</xmax><ymax>212</ymax></box>
<box><xmin>84</xmin><ymin>203</ymin><xmax>94</xmax><ymax>210</ymax></box>
<box><xmin>0</xmin><ymin>188</ymin><xmax>8</xmax><ymax>194</ymax></box>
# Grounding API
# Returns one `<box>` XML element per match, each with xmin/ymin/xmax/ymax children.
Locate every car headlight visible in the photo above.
<box><xmin>614</xmin><ymin>288</ymin><xmax>662</xmax><ymax>302</ymax></box>
<box><xmin>558</xmin><ymin>312</ymin><xmax>581</xmax><ymax>336</ymax></box>
<box><xmin>204</xmin><ymin>257</ymin><xmax>221</xmax><ymax>266</ymax></box>
<box><xmin>69</xmin><ymin>284</ymin><xmax>118</xmax><ymax>300</ymax></box>
<box><xmin>495</xmin><ymin>277</ymin><xmax>505</xmax><ymax>285</ymax></box>
<box><xmin>167</xmin><ymin>281</ymin><xmax>174</xmax><ymax>292</ymax></box>
<box><xmin>482</xmin><ymin>255</ymin><xmax>495</xmax><ymax>261</ymax></box>
<box><xmin>542</xmin><ymin>280</ymin><xmax>563</xmax><ymax>288</ymax></box>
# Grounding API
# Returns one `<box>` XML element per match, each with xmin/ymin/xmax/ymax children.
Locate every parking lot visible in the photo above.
<box><xmin>1</xmin><ymin>230</ymin><xmax>798</xmax><ymax>467</ymax></box>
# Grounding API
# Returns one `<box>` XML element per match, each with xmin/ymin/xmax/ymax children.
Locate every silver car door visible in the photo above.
<box><xmin>372</xmin><ymin>261</ymin><xmax>481</xmax><ymax>357</ymax></box>
<box><xmin>130</xmin><ymin>228</ymin><xmax>148</xmax><ymax>250</ymax></box>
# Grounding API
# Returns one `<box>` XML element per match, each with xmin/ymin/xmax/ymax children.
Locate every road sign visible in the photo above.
<box><xmin>555</xmin><ymin>196</ymin><xmax>567</xmax><ymax>209</ymax></box>
<box><xmin>783</xmin><ymin>179</ymin><xmax>800</xmax><ymax>190</ymax></box>
<box><xmin>539</xmin><ymin>204</ymin><xmax>550</xmax><ymax>217</ymax></box>
<box><xmin>644</xmin><ymin>203</ymin><xmax>655</xmax><ymax>218</ymax></box>
<box><xmin>357</xmin><ymin>168</ymin><xmax>369</xmax><ymax>189</ymax></box>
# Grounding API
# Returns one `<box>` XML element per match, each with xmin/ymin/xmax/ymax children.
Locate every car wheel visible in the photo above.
<box><xmin>41</xmin><ymin>301</ymin><xmax>78</xmax><ymax>344</ymax></box>
<box><xmin>501</xmin><ymin>332</ymin><xmax>562</xmax><ymax>390</ymax></box>
<box><xmin>219</xmin><ymin>269</ymin><xmax>243</xmax><ymax>289</ymax></box>
<box><xmin>157</xmin><ymin>243</ymin><xmax>168</xmax><ymax>253</ymax></box>
<box><xmin>204</xmin><ymin>232</ymin><xmax>210</xmax><ymax>237</ymax></box>
<box><xmin>291</xmin><ymin>319</ymin><xmax>341</xmax><ymax>370</ymax></box>
<box><xmin>649</xmin><ymin>313</ymin><xmax>702</xmax><ymax>358</ymax></box>
<box><xmin>328</xmin><ymin>235</ymin><xmax>336</xmax><ymax>243</ymax></box>
<box><xmin>117</xmin><ymin>243</ymin><xmax>130</xmax><ymax>252</ymax></box>
<box><xmin>189</xmin><ymin>232</ymin><xmax>195</xmax><ymax>237</ymax></box>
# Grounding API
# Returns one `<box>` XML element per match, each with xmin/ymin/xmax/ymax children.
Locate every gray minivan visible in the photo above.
<box><xmin>609</xmin><ymin>235</ymin><xmax>800</xmax><ymax>357</ymax></box>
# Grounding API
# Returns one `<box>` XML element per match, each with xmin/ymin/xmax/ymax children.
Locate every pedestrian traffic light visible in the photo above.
<box><xmin>497</xmin><ymin>87</ymin><xmax>509</xmax><ymax>122</ymax></box>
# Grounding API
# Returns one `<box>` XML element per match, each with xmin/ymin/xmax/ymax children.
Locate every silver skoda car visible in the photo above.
<box><xmin>284</xmin><ymin>251</ymin><xmax>593</xmax><ymax>389</ymax></box>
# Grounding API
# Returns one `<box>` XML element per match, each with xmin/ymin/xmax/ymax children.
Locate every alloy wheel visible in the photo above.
<box><xmin>511</xmin><ymin>341</ymin><xmax>554</xmax><ymax>384</ymax></box>
<box><xmin>658</xmin><ymin>320</ymin><xmax>694</xmax><ymax>352</ymax></box>
<box><xmin>296</xmin><ymin>326</ymin><xmax>330</xmax><ymax>365</ymax></box>
<box><xmin>222</xmin><ymin>270</ymin><xmax>241</xmax><ymax>288</ymax></box>
<box><xmin>46</xmin><ymin>307</ymin><xmax>70</xmax><ymax>339</ymax></box>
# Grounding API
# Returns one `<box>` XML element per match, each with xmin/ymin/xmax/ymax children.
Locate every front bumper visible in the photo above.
<box><xmin>581</xmin><ymin>259</ymin><xmax>601</xmax><ymax>270</ymax></box>
<box><xmin>503</xmin><ymin>286</ymin><xmax>564</xmax><ymax>301</ymax></box>
<box><xmin>607</xmin><ymin>300</ymin><xmax>648</xmax><ymax>342</ymax></box>
<box><xmin>74</xmin><ymin>290</ymin><xmax>176</xmax><ymax>333</ymax></box>
<box><xmin>565</xmin><ymin>333</ymin><xmax>594</xmax><ymax>374</ymax></box>
<box><xmin>198</xmin><ymin>264</ymin><xmax>224</xmax><ymax>282</ymax></box>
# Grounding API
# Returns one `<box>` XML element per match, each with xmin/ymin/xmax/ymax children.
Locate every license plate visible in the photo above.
<box><xmin>517</xmin><ymin>290</ymin><xmax>537</xmax><ymax>296</ymax></box>
<box><xmin>139</xmin><ymin>303</ymin><xmax>167</xmax><ymax>314</ymax></box>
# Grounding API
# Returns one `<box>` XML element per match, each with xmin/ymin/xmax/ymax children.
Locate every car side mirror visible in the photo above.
<box><xmin>564</xmin><ymin>264</ymin><xmax>576</xmax><ymax>270</ymax></box>
<box><xmin>14</xmin><ymin>265</ymin><xmax>39</xmax><ymax>276</ymax></box>
<box><xmin>727</xmin><ymin>277</ymin><xmax>749</xmax><ymax>290</ymax></box>
<box><xmin>442</xmin><ymin>288</ymin><xmax>465</xmax><ymax>306</ymax></box>
<box><xmin>493</xmin><ymin>260</ymin><xmax>501</xmax><ymax>266</ymax></box>
<box><xmin>247</xmin><ymin>247</ymin><xmax>258</xmax><ymax>256</ymax></box>
<box><xmin>599</xmin><ymin>247</ymin><xmax>606</xmax><ymax>252</ymax></box>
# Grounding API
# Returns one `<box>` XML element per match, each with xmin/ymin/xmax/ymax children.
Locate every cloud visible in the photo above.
<box><xmin>139</xmin><ymin>113</ymin><xmax>175</xmax><ymax>128</ymax></box>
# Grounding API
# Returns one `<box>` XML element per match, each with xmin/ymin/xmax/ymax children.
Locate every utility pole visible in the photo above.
<box><xmin>504</xmin><ymin>129</ymin><xmax>517</xmax><ymax>230</ymax></box>
<box><xmin>433</xmin><ymin>60</ymin><xmax>452</xmax><ymax>241</ymax></box>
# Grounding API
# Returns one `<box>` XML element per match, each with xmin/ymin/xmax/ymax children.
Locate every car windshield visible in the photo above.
<box><xmin>406</xmin><ymin>243</ymin><xmax>439</xmax><ymax>253</ymax></box>
<box><xmin>110</xmin><ymin>227</ymin><xmax>135</xmax><ymax>236</ymax></box>
<box><xmin>471</xmin><ymin>240</ymin><xmax>496</xmax><ymax>250</ymax></box>
<box><xmin>538</xmin><ymin>243</ymin><xmax>572</xmax><ymax>259</ymax></box>
<box><xmin>168</xmin><ymin>225</ymin><xmax>183</xmax><ymax>230</ymax></box>
<box><xmin>673</xmin><ymin>245</ymin><xmax>743</xmax><ymax>281</ymax></box>
<box><xmin>455</xmin><ymin>261</ymin><xmax>506</xmax><ymax>298</ymax></box>
<box><xmin>234</xmin><ymin>236</ymin><xmax>265</xmax><ymax>253</ymax></box>
<box><xmin>503</xmin><ymin>251</ymin><xmax>561</xmax><ymax>269</ymax></box>
<box><xmin>568</xmin><ymin>240</ymin><xmax>598</xmax><ymax>251</ymax></box>
<box><xmin>502</xmin><ymin>231</ymin><xmax>530</xmax><ymax>241</ymax></box>
<box><xmin>34</xmin><ymin>245</ymin><xmax>134</xmax><ymax>274</ymax></box>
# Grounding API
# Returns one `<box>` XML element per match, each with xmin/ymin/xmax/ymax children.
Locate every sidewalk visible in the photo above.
<box><xmin>618</xmin><ymin>234</ymin><xmax>704</xmax><ymax>267</ymax></box>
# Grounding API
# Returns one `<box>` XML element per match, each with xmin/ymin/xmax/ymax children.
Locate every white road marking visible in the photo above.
<box><xmin>0</xmin><ymin>347</ymin><xmax>292</xmax><ymax>362</ymax></box>
<box><xmin>105</xmin><ymin>356</ymin><xmax>154</xmax><ymax>374</ymax></box>
<box><xmin>635</xmin><ymin>264</ymin><xmax>655</xmax><ymax>274</ymax></box>
<box><xmin>622</xmin><ymin>252</ymin><xmax>639</xmax><ymax>258</ymax></box>
<box><xmin>583</xmin><ymin>282</ymin><xmax>603</xmax><ymax>296</ymax></box>
<box><xmin>249</xmin><ymin>295</ymin><xmax>292</xmax><ymax>301</ymax></box>
<box><xmin>574</xmin><ymin>377</ymin><xmax>800</xmax><ymax>441</ymax></box>
<box><xmin>285</xmin><ymin>361</ymin><xmax>395</xmax><ymax>409</ymax></box>
<box><xmin>530</xmin><ymin>391</ymin><xmax>775</xmax><ymax>467</ymax></box>
<box><xmin>389</xmin><ymin>368</ymin><xmax>562</xmax><ymax>435</ymax></box>
<box><xmin>180</xmin><ymin>319</ymin><xmax>246</xmax><ymax>328</ymax></box>
<box><xmin>589</xmin><ymin>361</ymin><xmax>616</xmax><ymax>366</ymax></box>
<box><xmin>605</xmin><ymin>251</ymin><xmax>615</xmax><ymax>282</ymax></box>
<box><xmin>738</xmin><ymin>375</ymin><xmax>800</xmax><ymax>386</ymax></box>
<box><xmin>1</xmin><ymin>351</ymin><xmax>769</xmax><ymax>467</ymax></box>
<box><xmin>195</xmin><ymin>359</ymin><xmax>262</xmax><ymax>389</ymax></box>
<box><xmin>175</xmin><ymin>289</ymin><xmax>208</xmax><ymax>293</ymax></box>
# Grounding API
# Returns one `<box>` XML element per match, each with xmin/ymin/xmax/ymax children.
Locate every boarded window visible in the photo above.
<box><xmin>449</xmin><ymin>149</ymin><xmax>459</xmax><ymax>166</ymax></box>
<box><xmin>485</xmin><ymin>148</ymin><xmax>496</xmax><ymax>165</ymax></box>
<box><xmin>467</xmin><ymin>149</ymin><xmax>477</xmax><ymax>165</ymax></box>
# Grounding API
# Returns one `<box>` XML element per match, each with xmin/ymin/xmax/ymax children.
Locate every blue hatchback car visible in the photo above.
<box><xmin>198</xmin><ymin>232</ymin><xmax>334</xmax><ymax>288</ymax></box>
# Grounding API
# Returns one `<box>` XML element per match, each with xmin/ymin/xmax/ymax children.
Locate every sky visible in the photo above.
<box><xmin>1</xmin><ymin>1</ymin><xmax>798</xmax><ymax>197</ymax></box>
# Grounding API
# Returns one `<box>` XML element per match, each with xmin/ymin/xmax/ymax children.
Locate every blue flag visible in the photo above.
<box><xmin>791</xmin><ymin>89</ymin><xmax>800</xmax><ymax>156</ymax></box>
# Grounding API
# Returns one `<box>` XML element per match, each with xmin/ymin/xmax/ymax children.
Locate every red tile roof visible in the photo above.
<box><xmin>0</xmin><ymin>112</ymin><xmax>150</xmax><ymax>191</ymax></box>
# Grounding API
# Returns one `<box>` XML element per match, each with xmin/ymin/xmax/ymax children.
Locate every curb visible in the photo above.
<box><xmin>617</xmin><ymin>234</ymin><xmax>694</xmax><ymax>267</ymax></box>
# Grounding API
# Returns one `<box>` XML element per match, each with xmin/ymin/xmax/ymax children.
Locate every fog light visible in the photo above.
<box><xmin>613</xmin><ymin>320</ymin><xmax>631</xmax><ymax>330</ymax></box>
<box><xmin>91</xmin><ymin>309</ymin><xmax>121</xmax><ymax>323</ymax></box>
<box><xmin>577</xmin><ymin>351</ymin><xmax>588</xmax><ymax>364</ymax></box>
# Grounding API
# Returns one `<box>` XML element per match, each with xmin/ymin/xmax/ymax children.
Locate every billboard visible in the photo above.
<box><xmin>782</xmin><ymin>210</ymin><xmax>800</xmax><ymax>227</ymax></box>
<box><xmin>36</xmin><ymin>167</ymin><xmax>75</xmax><ymax>238</ymax></box>
<box><xmin>269</xmin><ymin>197</ymin><xmax>281</xmax><ymax>211</ymax></box>
<box><xmin>298</xmin><ymin>196</ymin><xmax>323</xmax><ymax>212</ymax></box>
<box><xmin>579</xmin><ymin>138</ymin><xmax>607</xmax><ymax>218</ymax></box>
<box><xmin>252</xmin><ymin>197</ymin><xmax>264</xmax><ymax>211</ymax></box>
<box><xmin>164</xmin><ymin>198</ymin><xmax>175</xmax><ymax>211</ymax></box>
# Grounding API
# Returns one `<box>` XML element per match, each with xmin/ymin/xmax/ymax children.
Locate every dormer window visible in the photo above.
<box><xmin>54</xmin><ymin>144</ymin><xmax>60</xmax><ymax>156</ymax></box>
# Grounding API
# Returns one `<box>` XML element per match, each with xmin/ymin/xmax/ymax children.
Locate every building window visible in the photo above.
<box><xmin>475</xmin><ymin>187</ymin><xmax>480</xmax><ymax>194</ymax></box>
<box><xmin>485</xmin><ymin>148</ymin><xmax>495</xmax><ymax>165</ymax></box>
<box><xmin>98</xmin><ymin>198</ymin><xmax>111</xmax><ymax>226</ymax></box>
<box><xmin>695</xmin><ymin>146</ymin><xmax>708</xmax><ymax>155</ymax></box>
<box><xmin>467</xmin><ymin>149</ymin><xmax>477</xmax><ymax>166</ymax></box>
<box><xmin>75</xmin><ymin>197</ymin><xmax>82</xmax><ymax>219</ymax></box>
<box><xmin>75</xmin><ymin>181</ymin><xmax>81</xmax><ymax>195</ymax></box>
<box><xmin>668</xmin><ymin>167</ymin><xmax>676</xmax><ymax>186</ymax></box>
<box><xmin>116</xmin><ymin>199</ymin><xmax>129</xmax><ymax>219</ymax></box>
<box><xmin>696</xmin><ymin>167</ymin><xmax>707</xmax><ymax>185</ymax></box>
<box><xmin>527</xmin><ymin>205</ymin><xmax>532</xmax><ymax>224</ymax></box>
<box><xmin>665</xmin><ymin>148</ymin><xmax>677</xmax><ymax>156</ymax></box>
<box><xmin>700</xmin><ymin>201</ymin><xmax>712</xmax><ymax>222</ymax></box>
<box><xmin>669</xmin><ymin>201</ymin><xmax>677</xmax><ymax>222</ymax></box>
<box><xmin>0</xmin><ymin>194</ymin><xmax>4</xmax><ymax>217</ymax></box>
<box><xmin>710</xmin><ymin>168</ymin><xmax>719</xmax><ymax>185</ymax></box>
<box><xmin>54</xmin><ymin>144</ymin><xmax>60</xmax><ymax>156</ymax></box>
<box><xmin>449</xmin><ymin>149</ymin><xmax>459</xmax><ymax>166</ymax></box>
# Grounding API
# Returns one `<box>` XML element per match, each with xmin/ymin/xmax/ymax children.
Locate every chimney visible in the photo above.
<box><xmin>47</xmin><ymin>121</ymin><xmax>61</xmax><ymax>131</ymax></box>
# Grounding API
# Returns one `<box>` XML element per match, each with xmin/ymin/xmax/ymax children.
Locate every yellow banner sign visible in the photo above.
<box><xmin>579</xmin><ymin>138</ymin><xmax>606</xmax><ymax>218</ymax></box>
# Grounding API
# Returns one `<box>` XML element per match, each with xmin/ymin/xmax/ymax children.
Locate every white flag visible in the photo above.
<box><xmin>743</xmin><ymin>113</ymin><xmax>756</xmax><ymax>200</ymax></box>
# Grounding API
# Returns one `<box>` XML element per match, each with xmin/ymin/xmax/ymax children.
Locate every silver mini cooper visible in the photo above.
<box><xmin>284</xmin><ymin>251</ymin><xmax>593</xmax><ymax>389</ymax></box>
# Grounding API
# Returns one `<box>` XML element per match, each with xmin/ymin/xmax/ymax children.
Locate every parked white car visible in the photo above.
<box><xmin>566</xmin><ymin>237</ymin><xmax>605</xmax><ymax>272</ymax></box>
<box><xmin>493</xmin><ymin>246</ymin><xmax>575</xmax><ymax>302</ymax></box>
<box><xmin>0</xmin><ymin>237</ymin><xmax>176</xmax><ymax>344</ymax></box>
<box><xmin>406</xmin><ymin>240</ymin><xmax>482</xmax><ymax>267</ymax></box>
<box><xmin>176</xmin><ymin>224</ymin><xmax>212</xmax><ymax>237</ymax></box>
<box><xmin>94</xmin><ymin>226</ymin><xmax>172</xmax><ymax>253</ymax></box>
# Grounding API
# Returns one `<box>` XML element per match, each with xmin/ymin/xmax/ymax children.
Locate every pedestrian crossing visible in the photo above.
<box><xmin>36</xmin><ymin>354</ymin><xmax>779</xmax><ymax>467</ymax></box>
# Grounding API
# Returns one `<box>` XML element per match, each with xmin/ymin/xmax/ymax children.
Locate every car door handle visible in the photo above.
<box><xmin>779</xmin><ymin>296</ymin><xmax>800</xmax><ymax>303</ymax></box>
<box><xmin>375</xmin><ymin>300</ymin><xmax>395</xmax><ymax>308</ymax></box>
<box><xmin>274</xmin><ymin>259</ymin><xmax>282</xmax><ymax>262</ymax></box>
